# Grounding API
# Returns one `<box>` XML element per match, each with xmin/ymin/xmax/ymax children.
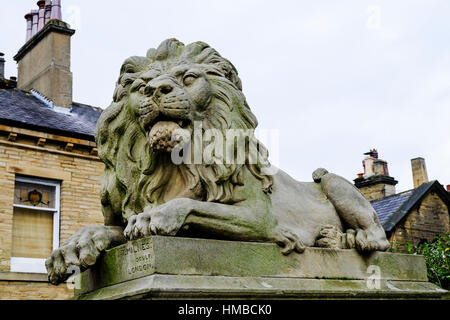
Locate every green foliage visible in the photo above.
<box><xmin>402</xmin><ymin>233</ymin><xmax>450</xmax><ymax>290</ymax></box>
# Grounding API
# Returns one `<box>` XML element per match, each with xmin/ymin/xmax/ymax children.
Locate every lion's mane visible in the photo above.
<box><xmin>95</xmin><ymin>39</ymin><xmax>273</xmax><ymax>223</ymax></box>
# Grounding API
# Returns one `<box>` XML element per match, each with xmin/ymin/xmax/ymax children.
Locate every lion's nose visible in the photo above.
<box><xmin>158</xmin><ymin>84</ymin><xmax>173</xmax><ymax>95</ymax></box>
<box><xmin>145</xmin><ymin>82</ymin><xmax>173</xmax><ymax>100</ymax></box>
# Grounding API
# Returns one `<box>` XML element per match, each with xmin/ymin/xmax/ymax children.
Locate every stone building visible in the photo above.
<box><xmin>354</xmin><ymin>150</ymin><xmax>450</xmax><ymax>250</ymax></box>
<box><xmin>0</xmin><ymin>1</ymin><xmax>104</xmax><ymax>299</ymax></box>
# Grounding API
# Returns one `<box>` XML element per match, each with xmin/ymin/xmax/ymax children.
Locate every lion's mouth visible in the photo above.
<box><xmin>147</xmin><ymin>114</ymin><xmax>191</xmax><ymax>153</ymax></box>
<box><xmin>149</xmin><ymin>114</ymin><xmax>190</xmax><ymax>129</ymax></box>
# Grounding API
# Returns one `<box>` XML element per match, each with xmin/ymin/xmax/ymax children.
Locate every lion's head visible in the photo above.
<box><xmin>95</xmin><ymin>39</ymin><xmax>273</xmax><ymax>223</ymax></box>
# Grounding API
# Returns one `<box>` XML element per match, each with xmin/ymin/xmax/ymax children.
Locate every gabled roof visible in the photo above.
<box><xmin>0</xmin><ymin>88</ymin><xmax>101</xmax><ymax>141</ymax></box>
<box><xmin>371</xmin><ymin>180</ymin><xmax>450</xmax><ymax>232</ymax></box>
<box><xmin>371</xmin><ymin>190</ymin><xmax>414</xmax><ymax>226</ymax></box>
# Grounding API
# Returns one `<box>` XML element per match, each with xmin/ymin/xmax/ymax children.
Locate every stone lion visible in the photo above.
<box><xmin>46</xmin><ymin>39</ymin><xmax>390</xmax><ymax>285</ymax></box>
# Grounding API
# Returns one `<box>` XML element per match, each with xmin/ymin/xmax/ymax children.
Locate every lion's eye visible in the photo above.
<box><xmin>130</xmin><ymin>79</ymin><xmax>146</xmax><ymax>93</ymax></box>
<box><xmin>183</xmin><ymin>74</ymin><xmax>198</xmax><ymax>86</ymax></box>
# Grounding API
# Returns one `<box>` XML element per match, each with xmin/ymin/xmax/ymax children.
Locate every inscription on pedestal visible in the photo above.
<box><xmin>78</xmin><ymin>237</ymin><xmax>157</xmax><ymax>294</ymax></box>
<box><xmin>116</xmin><ymin>238</ymin><xmax>154</xmax><ymax>277</ymax></box>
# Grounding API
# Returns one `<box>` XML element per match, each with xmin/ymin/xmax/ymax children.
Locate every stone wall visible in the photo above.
<box><xmin>0</xmin><ymin>134</ymin><xmax>104</xmax><ymax>300</ymax></box>
<box><xmin>390</xmin><ymin>193</ymin><xmax>450</xmax><ymax>249</ymax></box>
<box><xmin>0</xmin><ymin>281</ymin><xmax>72</xmax><ymax>300</ymax></box>
<box><xmin>358</xmin><ymin>183</ymin><xmax>396</xmax><ymax>202</ymax></box>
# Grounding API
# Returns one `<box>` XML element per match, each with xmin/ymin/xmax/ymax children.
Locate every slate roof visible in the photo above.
<box><xmin>371</xmin><ymin>180</ymin><xmax>450</xmax><ymax>232</ymax></box>
<box><xmin>372</xmin><ymin>190</ymin><xmax>414</xmax><ymax>226</ymax></box>
<box><xmin>0</xmin><ymin>88</ymin><xmax>101</xmax><ymax>141</ymax></box>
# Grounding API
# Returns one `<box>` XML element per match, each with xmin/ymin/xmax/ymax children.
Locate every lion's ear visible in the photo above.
<box><xmin>218</xmin><ymin>58</ymin><xmax>242</xmax><ymax>91</ymax></box>
<box><xmin>119</xmin><ymin>56</ymin><xmax>149</xmax><ymax>75</ymax></box>
<box><xmin>211</xmin><ymin>61</ymin><xmax>242</xmax><ymax>91</ymax></box>
<box><xmin>182</xmin><ymin>42</ymin><xmax>210</xmax><ymax>59</ymax></box>
<box><xmin>155</xmin><ymin>38</ymin><xmax>185</xmax><ymax>61</ymax></box>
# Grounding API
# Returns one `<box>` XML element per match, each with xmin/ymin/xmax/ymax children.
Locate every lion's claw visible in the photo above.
<box><xmin>46</xmin><ymin>226</ymin><xmax>125</xmax><ymax>285</ymax></box>
<box><xmin>272</xmin><ymin>227</ymin><xmax>305</xmax><ymax>255</ymax></box>
<box><xmin>124</xmin><ymin>198</ymin><xmax>193</xmax><ymax>240</ymax></box>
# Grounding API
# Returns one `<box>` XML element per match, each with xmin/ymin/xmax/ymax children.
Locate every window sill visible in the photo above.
<box><xmin>0</xmin><ymin>271</ymin><xmax>48</xmax><ymax>282</ymax></box>
<box><xmin>10</xmin><ymin>257</ymin><xmax>48</xmax><ymax>274</ymax></box>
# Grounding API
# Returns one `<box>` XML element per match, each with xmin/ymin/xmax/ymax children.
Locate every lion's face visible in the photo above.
<box><xmin>96</xmin><ymin>39</ymin><xmax>273</xmax><ymax>218</ymax></box>
<box><xmin>127</xmin><ymin>64</ymin><xmax>213</xmax><ymax>152</ymax></box>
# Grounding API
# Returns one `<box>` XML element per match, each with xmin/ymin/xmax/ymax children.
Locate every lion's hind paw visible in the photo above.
<box><xmin>315</xmin><ymin>225</ymin><xmax>357</xmax><ymax>249</ymax></box>
<box><xmin>315</xmin><ymin>225</ymin><xmax>344</xmax><ymax>249</ymax></box>
<box><xmin>355</xmin><ymin>227</ymin><xmax>391</xmax><ymax>252</ymax></box>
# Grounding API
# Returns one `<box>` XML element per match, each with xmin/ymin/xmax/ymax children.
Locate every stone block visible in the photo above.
<box><xmin>74</xmin><ymin>236</ymin><xmax>448</xmax><ymax>300</ymax></box>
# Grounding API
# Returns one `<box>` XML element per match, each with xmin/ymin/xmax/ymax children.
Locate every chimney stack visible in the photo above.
<box><xmin>44</xmin><ymin>0</ymin><xmax>52</xmax><ymax>24</ymax></box>
<box><xmin>0</xmin><ymin>53</ymin><xmax>5</xmax><ymax>79</ymax></box>
<box><xmin>50</xmin><ymin>0</ymin><xmax>62</xmax><ymax>21</ymax></box>
<box><xmin>37</xmin><ymin>1</ymin><xmax>46</xmax><ymax>31</ymax></box>
<box><xmin>411</xmin><ymin>158</ymin><xmax>429</xmax><ymax>189</ymax></box>
<box><xmin>446</xmin><ymin>185</ymin><xmax>450</xmax><ymax>192</ymax></box>
<box><xmin>354</xmin><ymin>149</ymin><xmax>398</xmax><ymax>201</ymax></box>
<box><xmin>15</xmin><ymin>0</ymin><xmax>75</xmax><ymax>107</ymax></box>
<box><xmin>31</xmin><ymin>10</ymin><xmax>39</xmax><ymax>37</ymax></box>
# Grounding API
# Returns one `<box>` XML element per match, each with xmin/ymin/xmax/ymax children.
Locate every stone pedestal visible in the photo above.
<box><xmin>74</xmin><ymin>236</ymin><xmax>448</xmax><ymax>300</ymax></box>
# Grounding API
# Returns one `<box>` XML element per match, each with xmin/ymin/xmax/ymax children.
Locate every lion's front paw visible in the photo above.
<box><xmin>46</xmin><ymin>226</ymin><xmax>125</xmax><ymax>285</ymax></box>
<box><xmin>124</xmin><ymin>212</ymin><xmax>152</xmax><ymax>240</ymax></box>
<box><xmin>272</xmin><ymin>226</ymin><xmax>305</xmax><ymax>255</ymax></box>
<box><xmin>124</xmin><ymin>198</ymin><xmax>193</xmax><ymax>240</ymax></box>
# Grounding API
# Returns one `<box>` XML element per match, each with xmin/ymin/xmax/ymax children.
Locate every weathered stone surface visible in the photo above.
<box><xmin>75</xmin><ymin>275</ymin><xmax>449</xmax><ymax>300</ymax></box>
<box><xmin>74</xmin><ymin>236</ymin><xmax>447</xmax><ymax>299</ymax></box>
<box><xmin>47</xmin><ymin>39</ymin><xmax>393</xmax><ymax>285</ymax></box>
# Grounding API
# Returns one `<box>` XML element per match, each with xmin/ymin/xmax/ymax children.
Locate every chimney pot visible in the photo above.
<box><xmin>31</xmin><ymin>10</ymin><xmax>39</xmax><ymax>37</ymax></box>
<box><xmin>446</xmin><ymin>185</ymin><xmax>450</xmax><ymax>192</ymax></box>
<box><xmin>411</xmin><ymin>157</ymin><xmax>429</xmax><ymax>189</ymax></box>
<box><xmin>45</xmin><ymin>0</ymin><xmax>52</xmax><ymax>24</ymax></box>
<box><xmin>25</xmin><ymin>13</ymin><xmax>34</xmax><ymax>42</ymax></box>
<box><xmin>0</xmin><ymin>53</ymin><xmax>5</xmax><ymax>79</ymax></box>
<box><xmin>37</xmin><ymin>1</ymin><xmax>46</xmax><ymax>32</ymax></box>
<box><xmin>37</xmin><ymin>1</ymin><xmax>46</xmax><ymax>9</ymax></box>
<box><xmin>51</xmin><ymin>0</ymin><xmax>62</xmax><ymax>21</ymax></box>
<box><xmin>372</xmin><ymin>149</ymin><xmax>378</xmax><ymax>159</ymax></box>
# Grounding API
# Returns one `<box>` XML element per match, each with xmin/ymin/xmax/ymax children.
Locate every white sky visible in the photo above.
<box><xmin>2</xmin><ymin>0</ymin><xmax>450</xmax><ymax>192</ymax></box>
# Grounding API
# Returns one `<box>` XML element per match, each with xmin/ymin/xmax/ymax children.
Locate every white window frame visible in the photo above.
<box><xmin>10</xmin><ymin>176</ymin><xmax>60</xmax><ymax>274</ymax></box>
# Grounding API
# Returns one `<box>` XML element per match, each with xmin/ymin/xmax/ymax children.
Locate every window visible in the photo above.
<box><xmin>10</xmin><ymin>176</ymin><xmax>60</xmax><ymax>273</ymax></box>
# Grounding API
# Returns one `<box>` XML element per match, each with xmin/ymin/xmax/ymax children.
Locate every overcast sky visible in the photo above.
<box><xmin>2</xmin><ymin>0</ymin><xmax>449</xmax><ymax>192</ymax></box>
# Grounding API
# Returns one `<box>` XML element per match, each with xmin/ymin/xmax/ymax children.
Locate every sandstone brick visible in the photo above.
<box><xmin>390</xmin><ymin>193</ymin><xmax>449</xmax><ymax>250</ymax></box>
<box><xmin>0</xmin><ymin>143</ymin><xmax>104</xmax><ymax>299</ymax></box>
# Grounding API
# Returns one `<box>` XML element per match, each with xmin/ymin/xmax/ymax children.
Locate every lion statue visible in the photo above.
<box><xmin>46</xmin><ymin>39</ymin><xmax>390</xmax><ymax>285</ymax></box>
